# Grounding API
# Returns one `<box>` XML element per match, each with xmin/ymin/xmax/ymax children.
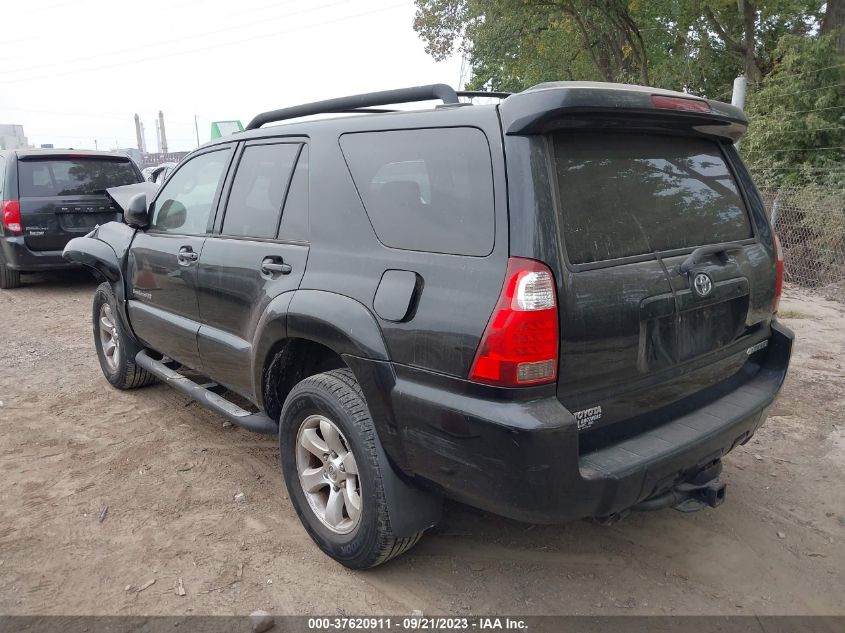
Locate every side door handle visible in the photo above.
<box><xmin>177</xmin><ymin>246</ymin><xmax>199</xmax><ymax>266</ymax></box>
<box><xmin>261</xmin><ymin>256</ymin><xmax>292</xmax><ymax>276</ymax></box>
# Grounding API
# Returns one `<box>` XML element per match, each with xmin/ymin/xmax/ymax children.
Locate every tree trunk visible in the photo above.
<box><xmin>738</xmin><ymin>0</ymin><xmax>762</xmax><ymax>82</ymax></box>
<box><xmin>821</xmin><ymin>0</ymin><xmax>845</xmax><ymax>54</ymax></box>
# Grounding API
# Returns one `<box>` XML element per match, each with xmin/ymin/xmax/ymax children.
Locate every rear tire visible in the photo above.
<box><xmin>0</xmin><ymin>259</ymin><xmax>20</xmax><ymax>289</ymax></box>
<box><xmin>280</xmin><ymin>369</ymin><xmax>423</xmax><ymax>569</ymax></box>
<box><xmin>92</xmin><ymin>282</ymin><xmax>155</xmax><ymax>389</ymax></box>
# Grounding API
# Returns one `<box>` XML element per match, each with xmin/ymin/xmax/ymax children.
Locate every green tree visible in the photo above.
<box><xmin>742</xmin><ymin>34</ymin><xmax>845</xmax><ymax>187</ymax></box>
<box><xmin>413</xmin><ymin>0</ymin><xmax>824</xmax><ymax>96</ymax></box>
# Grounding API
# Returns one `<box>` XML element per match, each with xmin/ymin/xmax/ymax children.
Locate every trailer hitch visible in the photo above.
<box><xmin>632</xmin><ymin>478</ymin><xmax>726</xmax><ymax>514</ymax></box>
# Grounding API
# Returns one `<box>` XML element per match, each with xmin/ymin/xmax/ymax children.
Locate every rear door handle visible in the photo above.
<box><xmin>261</xmin><ymin>257</ymin><xmax>292</xmax><ymax>275</ymax></box>
<box><xmin>177</xmin><ymin>246</ymin><xmax>198</xmax><ymax>265</ymax></box>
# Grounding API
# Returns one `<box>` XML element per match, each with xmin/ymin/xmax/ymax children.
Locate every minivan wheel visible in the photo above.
<box><xmin>0</xmin><ymin>259</ymin><xmax>21</xmax><ymax>289</ymax></box>
<box><xmin>92</xmin><ymin>282</ymin><xmax>156</xmax><ymax>390</ymax></box>
<box><xmin>280</xmin><ymin>369</ymin><xmax>423</xmax><ymax>569</ymax></box>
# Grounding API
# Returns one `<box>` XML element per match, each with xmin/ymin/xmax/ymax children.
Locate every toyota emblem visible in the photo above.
<box><xmin>693</xmin><ymin>272</ymin><xmax>713</xmax><ymax>297</ymax></box>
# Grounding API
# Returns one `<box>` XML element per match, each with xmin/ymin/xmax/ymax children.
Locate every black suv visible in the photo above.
<box><xmin>0</xmin><ymin>150</ymin><xmax>143</xmax><ymax>288</ymax></box>
<box><xmin>64</xmin><ymin>82</ymin><xmax>793</xmax><ymax>569</ymax></box>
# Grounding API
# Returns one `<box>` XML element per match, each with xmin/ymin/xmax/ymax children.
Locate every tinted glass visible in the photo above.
<box><xmin>18</xmin><ymin>158</ymin><xmax>139</xmax><ymax>197</ymax></box>
<box><xmin>340</xmin><ymin>128</ymin><xmax>494</xmax><ymax>256</ymax></box>
<box><xmin>553</xmin><ymin>134</ymin><xmax>753</xmax><ymax>265</ymax></box>
<box><xmin>223</xmin><ymin>143</ymin><xmax>300</xmax><ymax>239</ymax></box>
<box><xmin>150</xmin><ymin>150</ymin><xmax>228</xmax><ymax>235</ymax></box>
<box><xmin>278</xmin><ymin>145</ymin><xmax>309</xmax><ymax>240</ymax></box>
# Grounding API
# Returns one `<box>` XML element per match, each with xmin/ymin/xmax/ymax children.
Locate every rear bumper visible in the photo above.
<box><xmin>0</xmin><ymin>236</ymin><xmax>78</xmax><ymax>271</ymax></box>
<box><xmin>356</xmin><ymin>321</ymin><xmax>793</xmax><ymax>524</ymax></box>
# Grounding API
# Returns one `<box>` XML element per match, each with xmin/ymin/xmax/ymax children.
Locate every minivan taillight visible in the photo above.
<box><xmin>469</xmin><ymin>257</ymin><xmax>559</xmax><ymax>387</ymax></box>
<box><xmin>1</xmin><ymin>200</ymin><xmax>22</xmax><ymax>235</ymax></box>
<box><xmin>773</xmin><ymin>234</ymin><xmax>784</xmax><ymax>314</ymax></box>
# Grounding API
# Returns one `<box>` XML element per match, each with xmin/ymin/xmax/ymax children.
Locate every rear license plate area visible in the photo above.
<box><xmin>643</xmin><ymin>296</ymin><xmax>748</xmax><ymax>371</ymax></box>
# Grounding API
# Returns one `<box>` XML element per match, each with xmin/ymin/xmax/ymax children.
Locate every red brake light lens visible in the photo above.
<box><xmin>650</xmin><ymin>95</ymin><xmax>711</xmax><ymax>113</ymax></box>
<box><xmin>1</xmin><ymin>200</ymin><xmax>22</xmax><ymax>235</ymax></box>
<box><xmin>469</xmin><ymin>257</ymin><xmax>559</xmax><ymax>387</ymax></box>
<box><xmin>773</xmin><ymin>234</ymin><xmax>784</xmax><ymax>314</ymax></box>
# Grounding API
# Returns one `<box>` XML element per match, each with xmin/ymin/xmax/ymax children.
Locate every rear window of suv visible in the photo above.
<box><xmin>18</xmin><ymin>158</ymin><xmax>139</xmax><ymax>197</ymax></box>
<box><xmin>552</xmin><ymin>133</ymin><xmax>753</xmax><ymax>265</ymax></box>
<box><xmin>340</xmin><ymin>127</ymin><xmax>495</xmax><ymax>256</ymax></box>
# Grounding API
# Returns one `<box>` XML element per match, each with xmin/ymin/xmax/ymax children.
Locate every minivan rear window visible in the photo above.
<box><xmin>340</xmin><ymin>127</ymin><xmax>495</xmax><ymax>256</ymax></box>
<box><xmin>552</xmin><ymin>134</ymin><xmax>752</xmax><ymax>265</ymax></box>
<box><xmin>18</xmin><ymin>158</ymin><xmax>139</xmax><ymax>197</ymax></box>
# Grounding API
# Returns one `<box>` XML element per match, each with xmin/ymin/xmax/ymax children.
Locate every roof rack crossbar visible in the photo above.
<box><xmin>457</xmin><ymin>90</ymin><xmax>512</xmax><ymax>99</ymax></box>
<box><xmin>246</xmin><ymin>84</ymin><xmax>459</xmax><ymax>130</ymax></box>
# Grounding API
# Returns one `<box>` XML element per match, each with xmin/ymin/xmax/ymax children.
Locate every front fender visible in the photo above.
<box><xmin>62</xmin><ymin>221</ymin><xmax>139</xmax><ymax>345</ymax></box>
<box><xmin>63</xmin><ymin>236</ymin><xmax>121</xmax><ymax>282</ymax></box>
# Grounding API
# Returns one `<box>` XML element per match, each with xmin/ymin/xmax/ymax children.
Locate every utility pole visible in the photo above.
<box><xmin>158</xmin><ymin>111</ymin><xmax>168</xmax><ymax>154</ymax></box>
<box><xmin>94</xmin><ymin>139</ymin><xmax>98</xmax><ymax>150</ymax></box>
<box><xmin>731</xmin><ymin>75</ymin><xmax>747</xmax><ymax>148</ymax></box>
<box><xmin>194</xmin><ymin>115</ymin><xmax>200</xmax><ymax>147</ymax></box>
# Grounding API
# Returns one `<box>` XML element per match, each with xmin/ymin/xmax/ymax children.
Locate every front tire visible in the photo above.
<box><xmin>92</xmin><ymin>282</ymin><xmax>155</xmax><ymax>389</ymax></box>
<box><xmin>280</xmin><ymin>369</ymin><xmax>423</xmax><ymax>569</ymax></box>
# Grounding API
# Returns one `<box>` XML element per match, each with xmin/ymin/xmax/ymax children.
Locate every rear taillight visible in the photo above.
<box><xmin>1</xmin><ymin>200</ymin><xmax>22</xmax><ymax>235</ymax></box>
<box><xmin>469</xmin><ymin>257</ymin><xmax>559</xmax><ymax>387</ymax></box>
<box><xmin>650</xmin><ymin>95</ymin><xmax>711</xmax><ymax>113</ymax></box>
<box><xmin>773</xmin><ymin>234</ymin><xmax>784</xmax><ymax>314</ymax></box>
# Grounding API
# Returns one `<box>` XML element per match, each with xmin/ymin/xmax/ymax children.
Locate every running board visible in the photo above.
<box><xmin>135</xmin><ymin>351</ymin><xmax>278</xmax><ymax>434</ymax></box>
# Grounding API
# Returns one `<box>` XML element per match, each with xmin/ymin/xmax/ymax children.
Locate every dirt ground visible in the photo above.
<box><xmin>0</xmin><ymin>271</ymin><xmax>843</xmax><ymax>616</ymax></box>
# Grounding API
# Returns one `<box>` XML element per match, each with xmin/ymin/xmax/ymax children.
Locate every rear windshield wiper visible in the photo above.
<box><xmin>678</xmin><ymin>242</ymin><xmax>745</xmax><ymax>275</ymax></box>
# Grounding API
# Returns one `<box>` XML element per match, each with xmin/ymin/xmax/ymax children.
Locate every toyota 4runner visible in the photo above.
<box><xmin>64</xmin><ymin>82</ymin><xmax>793</xmax><ymax>569</ymax></box>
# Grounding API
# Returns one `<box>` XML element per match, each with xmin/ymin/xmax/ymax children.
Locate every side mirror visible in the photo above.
<box><xmin>124</xmin><ymin>193</ymin><xmax>149</xmax><ymax>229</ymax></box>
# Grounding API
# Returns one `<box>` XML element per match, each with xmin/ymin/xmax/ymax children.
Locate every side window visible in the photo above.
<box><xmin>222</xmin><ymin>143</ymin><xmax>300</xmax><ymax>239</ymax></box>
<box><xmin>339</xmin><ymin>127</ymin><xmax>495</xmax><ymax>256</ymax></box>
<box><xmin>278</xmin><ymin>145</ymin><xmax>308</xmax><ymax>240</ymax></box>
<box><xmin>150</xmin><ymin>150</ymin><xmax>229</xmax><ymax>235</ymax></box>
<box><xmin>0</xmin><ymin>157</ymin><xmax>5</xmax><ymax>198</ymax></box>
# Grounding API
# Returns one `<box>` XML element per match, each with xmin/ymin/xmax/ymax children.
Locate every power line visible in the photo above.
<box><xmin>3</xmin><ymin>0</ymin><xmax>79</xmax><ymax>19</ymax></box>
<box><xmin>756</xmin><ymin>104</ymin><xmax>845</xmax><ymax>117</ymax></box>
<box><xmin>2</xmin><ymin>0</ymin><xmax>210</xmax><ymax>47</ymax></box>
<box><xmin>768</xmin><ymin>81</ymin><xmax>845</xmax><ymax>98</ymax></box>
<box><xmin>771</xmin><ymin>61</ymin><xmax>845</xmax><ymax>79</ymax></box>
<box><xmin>761</xmin><ymin>125</ymin><xmax>845</xmax><ymax>134</ymax></box>
<box><xmin>0</xmin><ymin>0</ymin><xmax>349</xmax><ymax>76</ymax></box>
<box><xmin>769</xmin><ymin>146</ymin><xmax>845</xmax><ymax>152</ymax></box>
<box><xmin>750</xmin><ymin>167</ymin><xmax>845</xmax><ymax>170</ymax></box>
<box><xmin>0</xmin><ymin>2</ymin><xmax>411</xmax><ymax>85</ymax></box>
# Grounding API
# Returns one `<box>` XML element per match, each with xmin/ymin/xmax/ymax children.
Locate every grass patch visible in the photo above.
<box><xmin>778</xmin><ymin>309</ymin><xmax>811</xmax><ymax>319</ymax></box>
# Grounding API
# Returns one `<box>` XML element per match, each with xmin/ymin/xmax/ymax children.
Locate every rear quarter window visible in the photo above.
<box><xmin>340</xmin><ymin>127</ymin><xmax>495</xmax><ymax>256</ymax></box>
<box><xmin>553</xmin><ymin>133</ymin><xmax>753</xmax><ymax>265</ymax></box>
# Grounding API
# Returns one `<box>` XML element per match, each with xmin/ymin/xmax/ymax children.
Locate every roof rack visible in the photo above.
<box><xmin>457</xmin><ymin>90</ymin><xmax>512</xmax><ymax>99</ymax></box>
<box><xmin>245</xmin><ymin>84</ymin><xmax>460</xmax><ymax>130</ymax></box>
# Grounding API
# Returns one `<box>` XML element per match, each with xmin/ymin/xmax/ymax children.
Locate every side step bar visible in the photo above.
<box><xmin>135</xmin><ymin>351</ymin><xmax>278</xmax><ymax>435</ymax></box>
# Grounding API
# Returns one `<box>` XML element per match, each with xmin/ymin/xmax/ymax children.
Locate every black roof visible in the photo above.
<box><xmin>200</xmin><ymin>81</ymin><xmax>747</xmax><ymax>152</ymax></box>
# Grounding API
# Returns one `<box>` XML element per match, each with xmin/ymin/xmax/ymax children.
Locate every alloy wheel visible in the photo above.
<box><xmin>295</xmin><ymin>414</ymin><xmax>362</xmax><ymax>534</ymax></box>
<box><xmin>98</xmin><ymin>303</ymin><xmax>120</xmax><ymax>371</ymax></box>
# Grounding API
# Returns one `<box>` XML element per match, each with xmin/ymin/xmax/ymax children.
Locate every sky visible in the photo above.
<box><xmin>0</xmin><ymin>0</ymin><xmax>464</xmax><ymax>152</ymax></box>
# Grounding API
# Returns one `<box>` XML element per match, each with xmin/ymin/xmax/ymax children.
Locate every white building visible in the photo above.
<box><xmin>0</xmin><ymin>124</ymin><xmax>30</xmax><ymax>150</ymax></box>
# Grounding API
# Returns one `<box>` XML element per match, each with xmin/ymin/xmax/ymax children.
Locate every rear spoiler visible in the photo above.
<box><xmin>499</xmin><ymin>82</ymin><xmax>747</xmax><ymax>142</ymax></box>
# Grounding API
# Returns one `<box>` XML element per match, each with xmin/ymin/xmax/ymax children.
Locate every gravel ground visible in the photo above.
<box><xmin>0</xmin><ymin>272</ymin><xmax>843</xmax><ymax>616</ymax></box>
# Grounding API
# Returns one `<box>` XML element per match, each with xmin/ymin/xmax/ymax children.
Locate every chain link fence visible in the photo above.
<box><xmin>758</xmin><ymin>187</ymin><xmax>845</xmax><ymax>302</ymax></box>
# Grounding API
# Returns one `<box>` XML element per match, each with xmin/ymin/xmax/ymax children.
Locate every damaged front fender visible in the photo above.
<box><xmin>63</xmin><ymin>234</ymin><xmax>121</xmax><ymax>282</ymax></box>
